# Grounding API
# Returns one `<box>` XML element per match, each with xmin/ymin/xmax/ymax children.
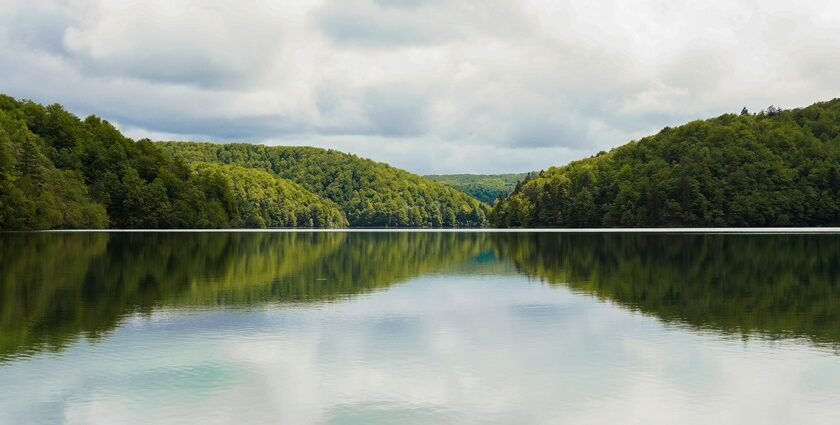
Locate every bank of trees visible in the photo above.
<box><xmin>492</xmin><ymin>99</ymin><xmax>840</xmax><ymax>227</ymax></box>
<box><xmin>1</xmin><ymin>101</ymin><xmax>108</xmax><ymax>229</ymax></box>
<box><xmin>192</xmin><ymin>163</ymin><xmax>347</xmax><ymax>228</ymax></box>
<box><xmin>161</xmin><ymin>142</ymin><xmax>489</xmax><ymax>227</ymax></box>
<box><xmin>5</xmin><ymin>92</ymin><xmax>840</xmax><ymax>230</ymax></box>
<box><xmin>0</xmin><ymin>95</ymin><xmax>264</xmax><ymax>229</ymax></box>
<box><xmin>0</xmin><ymin>94</ymin><xmax>484</xmax><ymax>229</ymax></box>
<box><xmin>425</xmin><ymin>173</ymin><xmax>530</xmax><ymax>204</ymax></box>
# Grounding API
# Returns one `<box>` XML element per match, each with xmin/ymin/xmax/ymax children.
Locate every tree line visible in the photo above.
<box><xmin>0</xmin><ymin>94</ymin><xmax>486</xmax><ymax>229</ymax></box>
<box><xmin>4</xmin><ymin>92</ymin><xmax>840</xmax><ymax>229</ymax></box>
<box><xmin>425</xmin><ymin>173</ymin><xmax>531</xmax><ymax>204</ymax></box>
<box><xmin>492</xmin><ymin>99</ymin><xmax>840</xmax><ymax>227</ymax></box>
<box><xmin>160</xmin><ymin>142</ymin><xmax>489</xmax><ymax>227</ymax></box>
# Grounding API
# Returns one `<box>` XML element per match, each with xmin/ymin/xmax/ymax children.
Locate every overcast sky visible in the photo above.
<box><xmin>1</xmin><ymin>0</ymin><xmax>839</xmax><ymax>173</ymax></box>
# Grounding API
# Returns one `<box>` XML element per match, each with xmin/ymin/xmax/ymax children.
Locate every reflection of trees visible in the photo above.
<box><xmin>3</xmin><ymin>232</ymin><xmax>840</xmax><ymax>359</ymax></box>
<box><xmin>0</xmin><ymin>232</ymin><xmax>490</xmax><ymax>359</ymax></box>
<box><xmin>493</xmin><ymin>233</ymin><xmax>840</xmax><ymax>348</ymax></box>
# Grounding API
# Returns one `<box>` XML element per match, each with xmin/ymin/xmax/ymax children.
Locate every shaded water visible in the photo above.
<box><xmin>1</xmin><ymin>232</ymin><xmax>839</xmax><ymax>424</ymax></box>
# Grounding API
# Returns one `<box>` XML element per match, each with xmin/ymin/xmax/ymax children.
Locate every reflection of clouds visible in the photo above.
<box><xmin>2</xmin><ymin>276</ymin><xmax>840</xmax><ymax>424</ymax></box>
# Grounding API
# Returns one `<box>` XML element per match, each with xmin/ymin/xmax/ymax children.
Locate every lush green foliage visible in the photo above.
<box><xmin>192</xmin><ymin>163</ymin><xmax>347</xmax><ymax>228</ymax></box>
<box><xmin>161</xmin><ymin>142</ymin><xmax>489</xmax><ymax>227</ymax></box>
<box><xmin>0</xmin><ymin>94</ymin><xmax>479</xmax><ymax>229</ymax></box>
<box><xmin>492</xmin><ymin>100</ymin><xmax>840</xmax><ymax>227</ymax></box>
<box><xmin>0</xmin><ymin>95</ymin><xmax>255</xmax><ymax>228</ymax></box>
<box><xmin>425</xmin><ymin>173</ymin><xmax>530</xmax><ymax>203</ymax></box>
<box><xmin>0</xmin><ymin>106</ymin><xmax>107</xmax><ymax>229</ymax></box>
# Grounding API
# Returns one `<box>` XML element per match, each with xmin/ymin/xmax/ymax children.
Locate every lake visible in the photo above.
<box><xmin>1</xmin><ymin>231</ymin><xmax>839</xmax><ymax>424</ymax></box>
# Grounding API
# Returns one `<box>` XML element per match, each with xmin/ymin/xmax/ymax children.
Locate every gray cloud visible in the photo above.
<box><xmin>1</xmin><ymin>0</ymin><xmax>840</xmax><ymax>174</ymax></box>
<box><xmin>3</xmin><ymin>0</ymin><xmax>284</xmax><ymax>89</ymax></box>
<box><xmin>373</xmin><ymin>0</ymin><xmax>440</xmax><ymax>9</ymax></box>
<box><xmin>363</xmin><ymin>86</ymin><xmax>428</xmax><ymax>136</ymax></box>
<box><xmin>315</xmin><ymin>0</ymin><xmax>453</xmax><ymax>47</ymax></box>
<box><xmin>5</xmin><ymin>3</ymin><xmax>75</xmax><ymax>54</ymax></box>
<box><xmin>116</xmin><ymin>112</ymin><xmax>307</xmax><ymax>141</ymax></box>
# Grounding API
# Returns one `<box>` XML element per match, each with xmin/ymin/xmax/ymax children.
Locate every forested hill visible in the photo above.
<box><xmin>160</xmin><ymin>142</ymin><xmax>488</xmax><ymax>227</ymax></box>
<box><xmin>0</xmin><ymin>94</ymin><xmax>348</xmax><ymax>229</ymax></box>
<box><xmin>425</xmin><ymin>173</ymin><xmax>531</xmax><ymax>204</ymax></box>
<box><xmin>492</xmin><ymin>100</ymin><xmax>840</xmax><ymax>227</ymax></box>
<box><xmin>0</xmin><ymin>94</ymin><xmax>485</xmax><ymax>229</ymax></box>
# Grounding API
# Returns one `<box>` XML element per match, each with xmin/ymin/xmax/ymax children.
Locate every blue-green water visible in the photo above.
<box><xmin>1</xmin><ymin>232</ymin><xmax>839</xmax><ymax>424</ymax></box>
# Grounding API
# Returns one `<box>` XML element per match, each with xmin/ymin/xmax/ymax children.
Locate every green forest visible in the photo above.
<box><xmin>160</xmin><ymin>142</ymin><xmax>488</xmax><ymax>227</ymax></box>
<box><xmin>0</xmin><ymin>94</ymin><xmax>485</xmax><ymax>229</ymax></box>
<box><xmin>492</xmin><ymin>100</ymin><xmax>840</xmax><ymax>227</ymax></box>
<box><xmin>425</xmin><ymin>173</ymin><xmax>531</xmax><ymax>203</ymax></box>
<box><xmin>3</xmin><ymin>93</ymin><xmax>840</xmax><ymax>229</ymax></box>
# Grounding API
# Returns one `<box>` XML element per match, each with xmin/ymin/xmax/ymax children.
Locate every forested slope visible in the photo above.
<box><xmin>492</xmin><ymin>100</ymin><xmax>840</xmax><ymax>227</ymax></box>
<box><xmin>161</xmin><ymin>142</ymin><xmax>489</xmax><ymax>227</ymax></box>
<box><xmin>0</xmin><ymin>95</ymin><xmax>343</xmax><ymax>229</ymax></box>
<box><xmin>192</xmin><ymin>163</ymin><xmax>347</xmax><ymax>228</ymax></box>
<box><xmin>0</xmin><ymin>94</ymin><xmax>484</xmax><ymax>229</ymax></box>
<box><xmin>425</xmin><ymin>173</ymin><xmax>530</xmax><ymax>203</ymax></box>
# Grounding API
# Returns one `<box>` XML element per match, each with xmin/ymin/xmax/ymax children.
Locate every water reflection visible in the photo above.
<box><xmin>1</xmin><ymin>231</ymin><xmax>839</xmax><ymax>360</ymax></box>
<box><xmin>0</xmin><ymin>232</ymin><xmax>493</xmax><ymax>359</ymax></box>
<box><xmin>495</xmin><ymin>232</ymin><xmax>840</xmax><ymax>348</ymax></box>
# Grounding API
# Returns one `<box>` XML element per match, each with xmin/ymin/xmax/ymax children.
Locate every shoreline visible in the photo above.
<box><xmin>9</xmin><ymin>227</ymin><xmax>840</xmax><ymax>234</ymax></box>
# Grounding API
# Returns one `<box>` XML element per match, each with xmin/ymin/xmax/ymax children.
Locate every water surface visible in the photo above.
<box><xmin>1</xmin><ymin>232</ymin><xmax>839</xmax><ymax>424</ymax></box>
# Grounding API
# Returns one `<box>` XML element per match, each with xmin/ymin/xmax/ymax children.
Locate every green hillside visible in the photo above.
<box><xmin>492</xmin><ymin>100</ymin><xmax>840</xmax><ymax>227</ymax></box>
<box><xmin>0</xmin><ymin>94</ymin><xmax>485</xmax><ymax>229</ymax></box>
<box><xmin>161</xmin><ymin>142</ymin><xmax>488</xmax><ymax>227</ymax></box>
<box><xmin>192</xmin><ymin>163</ymin><xmax>347</xmax><ymax>228</ymax></box>
<box><xmin>5</xmin><ymin>91</ymin><xmax>840</xmax><ymax>229</ymax></box>
<box><xmin>425</xmin><ymin>173</ymin><xmax>530</xmax><ymax>204</ymax></box>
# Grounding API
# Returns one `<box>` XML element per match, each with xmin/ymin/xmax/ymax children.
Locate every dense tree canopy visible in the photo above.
<box><xmin>0</xmin><ymin>95</ymin><xmax>254</xmax><ymax>229</ymax></box>
<box><xmin>0</xmin><ymin>105</ymin><xmax>107</xmax><ymax>229</ymax></box>
<box><xmin>492</xmin><ymin>100</ymin><xmax>840</xmax><ymax>227</ymax></box>
<box><xmin>192</xmin><ymin>163</ymin><xmax>347</xmax><ymax>228</ymax></box>
<box><xmin>5</xmin><ymin>92</ymin><xmax>840</xmax><ymax>229</ymax></box>
<box><xmin>161</xmin><ymin>142</ymin><xmax>489</xmax><ymax>227</ymax></box>
<box><xmin>0</xmin><ymin>94</ymin><xmax>485</xmax><ymax>229</ymax></box>
<box><xmin>425</xmin><ymin>173</ymin><xmax>530</xmax><ymax>204</ymax></box>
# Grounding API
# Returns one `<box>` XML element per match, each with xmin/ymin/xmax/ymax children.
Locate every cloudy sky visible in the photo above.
<box><xmin>1</xmin><ymin>0</ymin><xmax>839</xmax><ymax>173</ymax></box>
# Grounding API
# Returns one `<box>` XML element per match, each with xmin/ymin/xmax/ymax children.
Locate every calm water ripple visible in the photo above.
<box><xmin>1</xmin><ymin>232</ymin><xmax>839</xmax><ymax>424</ymax></box>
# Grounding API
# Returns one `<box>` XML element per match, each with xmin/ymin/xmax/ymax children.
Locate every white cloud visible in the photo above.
<box><xmin>1</xmin><ymin>0</ymin><xmax>839</xmax><ymax>173</ymax></box>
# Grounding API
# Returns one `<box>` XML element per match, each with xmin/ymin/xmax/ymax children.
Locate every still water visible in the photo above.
<box><xmin>1</xmin><ymin>231</ymin><xmax>839</xmax><ymax>424</ymax></box>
